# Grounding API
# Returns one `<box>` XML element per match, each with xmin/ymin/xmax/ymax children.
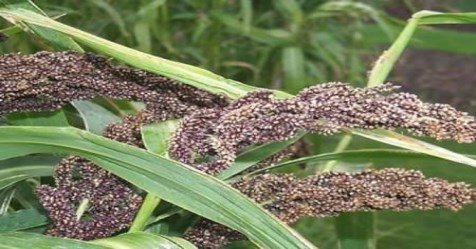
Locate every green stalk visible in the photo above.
<box><xmin>320</xmin><ymin>134</ymin><xmax>352</xmax><ymax>172</ymax></box>
<box><xmin>129</xmin><ymin>194</ymin><xmax>161</xmax><ymax>232</ymax></box>
<box><xmin>129</xmin><ymin>119</ymin><xmax>176</xmax><ymax>233</ymax></box>
<box><xmin>206</xmin><ymin>0</ymin><xmax>225</xmax><ymax>71</ymax></box>
<box><xmin>367</xmin><ymin>17</ymin><xmax>418</xmax><ymax>86</ymax></box>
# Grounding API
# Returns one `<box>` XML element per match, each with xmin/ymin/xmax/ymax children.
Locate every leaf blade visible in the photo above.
<box><xmin>0</xmin><ymin>209</ymin><xmax>48</xmax><ymax>232</ymax></box>
<box><xmin>351</xmin><ymin>130</ymin><xmax>476</xmax><ymax>168</ymax></box>
<box><xmin>0</xmin><ymin>232</ymin><xmax>107</xmax><ymax>249</ymax></box>
<box><xmin>0</xmin><ymin>126</ymin><xmax>315</xmax><ymax>249</ymax></box>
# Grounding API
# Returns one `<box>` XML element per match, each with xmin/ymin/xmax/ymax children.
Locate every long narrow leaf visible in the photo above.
<box><xmin>0</xmin><ymin>155</ymin><xmax>58</xmax><ymax>190</ymax></box>
<box><xmin>1</xmin><ymin>1</ymin><xmax>83</xmax><ymax>51</ymax></box>
<box><xmin>249</xmin><ymin>148</ymin><xmax>476</xmax><ymax>176</ymax></box>
<box><xmin>141</xmin><ymin>120</ymin><xmax>180</xmax><ymax>156</ymax></box>
<box><xmin>0</xmin><ymin>232</ymin><xmax>107</xmax><ymax>249</ymax></box>
<box><xmin>211</xmin><ymin>11</ymin><xmax>293</xmax><ymax>46</ymax></box>
<box><xmin>6</xmin><ymin>110</ymin><xmax>69</xmax><ymax>127</ymax></box>
<box><xmin>92</xmin><ymin>232</ymin><xmax>196</xmax><ymax>249</ymax></box>
<box><xmin>0</xmin><ymin>126</ymin><xmax>315</xmax><ymax>249</ymax></box>
<box><xmin>367</xmin><ymin>18</ymin><xmax>418</xmax><ymax>87</ymax></box>
<box><xmin>414</xmin><ymin>11</ymin><xmax>476</xmax><ymax>25</ymax></box>
<box><xmin>352</xmin><ymin>130</ymin><xmax>476</xmax><ymax>168</ymax></box>
<box><xmin>72</xmin><ymin>100</ymin><xmax>121</xmax><ymax>135</ymax></box>
<box><xmin>361</xmin><ymin>24</ymin><xmax>476</xmax><ymax>56</ymax></box>
<box><xmin>218</xmin><ymin>134</ymin><xmax>304</xmax><ymax>180</ymax></box>
<box><xmin>0</xmin><ymin>209</ymin><xmax>48</xmax><ymax>232</ymax></box>
<box><xmin>0</xmin><ymin>232</ymin><xmax>193</xmax><ymax>249</ymax></box>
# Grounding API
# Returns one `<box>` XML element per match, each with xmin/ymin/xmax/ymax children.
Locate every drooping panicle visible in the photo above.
<box><xmin>36</xmin><ymin>157</ymin><xmax>143</xmax><ymax>240</ymax></box>
<box><xmin>0</xmin><ymin>51</ymin><xmax>229</xmax><ymax>239</ymax></box>
<box><xmin>170</xmin><ymin>83</ymin><xmax>476</xmax><ymax>174</ymax></box>
<box><xmin>185</xmin><ymin>168</ymin><xmax>476</xmax><ymax>248</ymax></box>
<box><xmin>0</xmin><ymin>51</ymin><xmax>228</xmax><ymax>116</ymax></box>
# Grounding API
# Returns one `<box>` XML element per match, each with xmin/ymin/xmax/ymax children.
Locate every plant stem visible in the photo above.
<box><xmin>367</xmin><ymin>17</ymin><xmax>419</xmax><ymax>87</ymax></box>
<box><xmin>321</xmin><ymin>134</ymin><xmax>353</xmax><ymax>172</ymax></box>
<box><xmin>129</xmin><ymin>193</ymin><xmax>161</xmax><ymax>232</ymax></box>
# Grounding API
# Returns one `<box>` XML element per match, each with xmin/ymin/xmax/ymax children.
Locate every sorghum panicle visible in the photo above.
<box><xmin>36</xmin><ymin>157</ymin><xmax>142</xmax><ymax>240</ymax></box>
<box><xmin>170</xmin><ymin>83</ymin><xmax>476</xmax><ymax>174</ymax></box>
<box><xmin>0</xmin><ymin>51</ymin><xmax>228</xmax><ymax>239</ymax></box>
<box><xmin>185</xmin><ymin>168</ymin><xmax>476</xmax><ymax>248</ymax></box>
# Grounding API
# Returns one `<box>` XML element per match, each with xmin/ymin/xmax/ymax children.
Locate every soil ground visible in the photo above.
<box><xmin>394</xmin><ymin>50</ymin><xmax>476</xmax><ymax>112</ymax></box>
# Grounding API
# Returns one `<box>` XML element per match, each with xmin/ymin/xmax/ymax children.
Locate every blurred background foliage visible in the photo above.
<box><xmin>1</xmin><ymin>0</ymin><xmax>476</xmax><ymax>248</ymax></box>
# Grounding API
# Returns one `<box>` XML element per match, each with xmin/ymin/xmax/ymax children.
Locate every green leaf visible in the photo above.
<box><xmin>92</xmin><ymin>232</ymin><xmax>197</xmax><ymax>249</ymax></box>
<box><xmin>165</xmin><ymin>236</ymin><xmax>198</xmax><ymax>249</ymax></box>
<box><xmin>272</xmin><ymin>0</ymin><xmax>303</xmax><ymax>30</ymax></box>
<box><xmin>129</xmin><ymin>193</ymin><xmax>161</xmax><ymax>233</ymax></box>
<box><xmin>211</xmin><ymin>11</ymin><xmax>293</xmax><ymax>46</ymax></box>
<box><xmin>1</xmin><ymin>0</ymin><xmax>83</xmax><ymax>51</ymax></box>
<box><xmin>12</xmin><ymin>181</ymin><xmax>40</xmax><ymax>209</ymax></box>
<box><xmin>361</xmin><ymin>24</ymin><xmax>476</xmax><ymax>56</ymax></box>
<box><xmin>282</xmin><ymin>46</ymin><xmax>307</xmax><ymax>93</ymax></box>
<box><xmin>72</xmin><ymin>100</ymin><xmax>121</xmax><ymax>135</ymax></box>
<box><xmin>133</xmin><ymin>0</ymin><xmax>166</xmax><ymax>53</ymax></box>
<box><xmin>0</xmin><ymin>126</ymin><xmax>315</xmax><ymax>249</ymax></box>
<box><xmin>6</xmin><ymin>110</ymin><xmax>69</xmax><ymax>126</ymax></box>
<box><xmin>135</xmin><ymin>119</ymin><xmax>180</xmax><ymax>233</ymax></box>
<box><xmin>313</xmin><ymin>0</ymin><xmax>392</xmax><ymax>38</ymax></box>
<box><xmin>0</xmin><ymin>232</ymin><xmax>197</xmax><ymax>249</ymax></box>
<box><xmin>367</xmin><ymin>18</ymin><xmax>418</xmax><ymax>87</ymax></box>
<box><xmin>218</xmin><ymin>134</ymin><xmax>304</xmax><ymax>180</ymax></box>
<box><xmin>133</xmin><ymin>20</ymin><xmax>152</xmax><ymax>53</ymax></box>
<box><xmin>351</xmin><ymin>130</ymin><xmax>476</xmax><ymax>168</ymax></box>
<box><xmin>0</xmin><ymin>176</ymin><xmax>27</xmax><ymax>192</ymax></box>
<box><xmin>89</xmin><ymin>0</ymin><xmax>130</xmax><ymax>38</ymax></box>
<box><xmin>140</xmin><ymin>119</ymin><xmax>180</xmax><ymax>156</ymax></box>
<box><xmin>0</xmin><ymin>155</ymin><xmax>58</xmax><ymax>190</ymax></box>
<box><xmin>239</xmin><ymin>0</ymin><xmax>253</xmax><ymax>33</ymax></box>
<box><xmin>413</xmin><ymin>11</ymin><xmax>476</xmax><ymax>25</ymax></box>
<box><xmin>0</xmin><ymin>25</ymin><xmax>22</xmax><ymax>36</ymax></box>
<box><xmin>0</xmin><ymin>232</ymin><xmax>107</xmax><ymax>249</ymax></box>
<box><xmin>0</xmin><ymin>187</ymin><xmax>15</xmax><ymax>214</ymax></box>
<box><xmin>335</xmin><ymin>213</ymin><xmax>376</xmax><ymax>249</ymax></box>
<box><xmin>249</xmin><ymin>148</ymin><xmax>476</xmax><ymax>176</ymax></box>
<box><xmin>0</xmin><ymin>209</ymin><xmax>48</xmax><ymax>232</ymax></box>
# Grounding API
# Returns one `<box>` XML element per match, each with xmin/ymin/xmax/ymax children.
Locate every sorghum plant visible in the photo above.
<box><xmin>1</xmin><ymin>51</ymin><xmax>475</xmax><ymax>248</ymax></box>
<box><xmin>1</xmin><ymin>3</ymin><xmax>476</xmax><ymax>249</ymax></box>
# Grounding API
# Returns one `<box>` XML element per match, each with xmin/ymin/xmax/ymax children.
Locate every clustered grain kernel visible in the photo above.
<box><xmin>185</xmin><ymin>168</ymin><xmax>476</xmax><ymax>248</ymax></box>
<box><xmin>0</xmin><ymin>51</ymin><xmax>229</xmax><ymax>239</ymax></box>
<box><xmin>170</xmin><ymin>83</ymin><xmax>476</xmax><ymax>174</ymax></box>
<box><xmin>2</xmin><ymin>52</ymin><xmax>476</xmax><ymax>248</ymax></box>
<box><xmin>36</xmin><ymin>157</ymin><xmax>142</xmax><ymax>240</ymax></box>
<box><xmin>0</xmin><ymin>51</ymin><xmax>228</xmax><ymax>117</ymax></box>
